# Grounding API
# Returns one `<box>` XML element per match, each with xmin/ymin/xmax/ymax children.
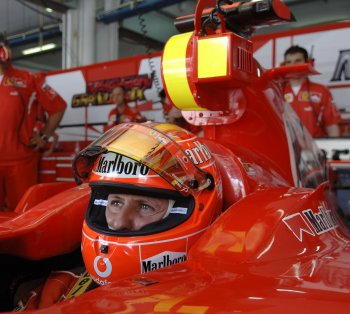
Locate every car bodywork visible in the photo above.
<box><xmin>0</xmin><ymin>0</ymin><xmax>349</xmax><ymax>313</ymax></box>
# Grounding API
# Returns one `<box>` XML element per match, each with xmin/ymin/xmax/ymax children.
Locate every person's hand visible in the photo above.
<box><xmin>30</xmin><ymin>133</ymin><xmax>48</xmax><ymax>151</ymax></box>
<box><xmin>42</xmin><ymin>147</ymin><xmax>54</xmax><ymax>157</ymax></box>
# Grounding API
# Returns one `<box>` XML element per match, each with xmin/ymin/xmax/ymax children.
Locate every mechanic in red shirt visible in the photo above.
<box><xmin>104</xmin><ymin>85</ymin><xmax>145</xmax><ymax>132</ymax></box>
<box><xmin>283</xmin><ymin>45</ymin><xmax>341</xmax><ymax>138</ymax></box>
<box><xmin>0</xmin><ymin>33</ymin><xmax>66</xmax><ymax>211</ymax></box>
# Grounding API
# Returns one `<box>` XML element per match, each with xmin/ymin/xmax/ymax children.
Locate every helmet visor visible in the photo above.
<box><xmin>74</xmin><ymin>123</ymin><xmax>212</xmax><ymax>196</ymax></box>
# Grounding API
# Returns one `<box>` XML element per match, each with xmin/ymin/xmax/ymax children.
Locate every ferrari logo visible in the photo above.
<box><xmin>299</xmin><ymin>91</ymin><xmax>309</xmax><ymax>101</ymax></box>
<box><xmin>284</xmin><ymin>93</ymin><xmax>293</xmax><ymax>103</ymax></box>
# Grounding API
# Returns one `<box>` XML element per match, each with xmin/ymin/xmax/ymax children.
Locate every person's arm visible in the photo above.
<box><xmin>30</xmin><ymin>110</ymin><xmax>65</xmax><ymax>150</ymax></box>
<box><xmin>41</xmin><ymin>110</ymin><xmax>65</xmax><ymax>139</ymax></box>
<box><xmin>30</xmin><ymin>73</ymin><xmax>67</xmax><ymax>150</ymax></box>
<box><xmin>320</xmin><ymin>85</ymin><xmax>342</xmax><ymax>137</ymax></box>
<box><xmin>326</xmin><ymin>124</ymin><xmax>340</xmax><ymax>137</ymax></box>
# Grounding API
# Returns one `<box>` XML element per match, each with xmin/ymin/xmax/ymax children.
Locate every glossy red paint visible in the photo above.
<box><xmin>0</xmin><ymin>0</ymin><xmax>349</xmax><ymax>313</ymax></box>
<box><xmin>46</xmin><ymin>185</ymin><xmax>349</xmax><ymax>313</ymax></box>
<box><xmin>0</xmin><ymin>183</ymin><xmax>90</xmax><ymax>259</ymax></box>
<box><xmin>264</xmin><ymin>63</ymin><xmax>320</xmax><ymax>80</ymax></box>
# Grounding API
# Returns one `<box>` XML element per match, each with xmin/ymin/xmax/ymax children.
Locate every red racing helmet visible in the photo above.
<box><xmin>75</xmin><ymin>122</ymin><xmax>222</xmax><ymax>285</ymax></box>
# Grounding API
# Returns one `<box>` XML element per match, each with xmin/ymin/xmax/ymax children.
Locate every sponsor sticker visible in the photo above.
<box><xmin>94</xmin><ymin>199</ymin><xmax>108</xmax><ymax>206</ymax></box>
<box><xmin>94</xmin><ymin>152</ymin><xmax>150</xmax><ymax>178</ymax></box>
<box><xmin>141</xmin><ymin>251</ymin><xmax>187</xmax><ymax>273</ymax></box>
<box><xmin>92</xmin><ymin>256</ymin><xmax>112</xmax><ymax>286</ymax></box>
<box><xmin>302</xmin><ymin>205</ymin><xmax>338</xmax><ymax>235</ymax></box>
<box><xmin>170</xmin><ymin>207</ymin><xmax>188</xmax><ymax>215</ymax></box>
<box><xmin>184</xmin><ymin>140</ymin><xmax>212</xmax><ymax>166</ymax></box>
<box><xmin>283</xmin><ymin>213</ymin><xmax>315</xmax><ymax>242</ymax></box>
<box><xmin>300</xmin><ymin>91</ymin><xmax>309</xmax><ymax>101</ymax></box>
<box><xmin>283</xmin><ymin>204</ymin><xmax>338</xmax><ymax>242</ymax></box>
<box><xmin>284</xmin><ymin>93</ymin><xmax>293</xmax><ymax>103</ymax></box>
<box><xmin>310</xmin><ymin>93</ymin><xmax>321</xmax><ymax>103</ymax></box>
<box><xmin>303</xmin><ymin>106</ymin><xmax>313</xmax><ymax>111</ymax></box>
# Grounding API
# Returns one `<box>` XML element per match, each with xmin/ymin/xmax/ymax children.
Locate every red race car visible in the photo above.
<box><xmin>1</xmin><ymin>0</ymin><xmax>349</xmax><ymax>313</ymax></box>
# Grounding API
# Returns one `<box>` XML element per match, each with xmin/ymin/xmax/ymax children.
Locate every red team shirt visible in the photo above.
<box><xmin>104</xmin><ymin>104</ymin><xmax>144</xmax><ymax>131</ymax></box>
<box><xmin>0</xmin><ymin>65</ymin><xmax>66</xmax><ymax>163</ymax></box>
<box><xmin>284</xmin><ymin>79</ymin><xmax>341</xmax><ymax>137</ymax></box>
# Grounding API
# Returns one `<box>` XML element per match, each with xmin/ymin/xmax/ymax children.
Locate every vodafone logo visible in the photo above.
<box><xmin>93</xmin><ymin>256</ymin><xmax>112</xmax><ymax>278</ymax></box>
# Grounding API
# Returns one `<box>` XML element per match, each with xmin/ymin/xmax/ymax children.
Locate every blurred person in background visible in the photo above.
<box><xmin>0</xmin><ymin>33</ymin><xmax>66</xmax><ymax>211</ymax></box>
<box><xmin>104</xmin><ymin>85</ymin><xmax>145</xmax><ymax>131</ymax></box>
<box><xmin>283</xmin><ymin>45</ymin><xmax>341</xmax><ymax>138</ymax></box>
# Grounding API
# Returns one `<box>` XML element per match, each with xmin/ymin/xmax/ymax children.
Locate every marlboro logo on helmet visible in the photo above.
<box><xmin>94</xmin><ymin>152</ymin><xmax>150</xmax><ymax>178</ymax></box>
<box><xmin>74</xmin><ymin>123</ymin><xmax>212</xmax><ymax>196</ymax></box>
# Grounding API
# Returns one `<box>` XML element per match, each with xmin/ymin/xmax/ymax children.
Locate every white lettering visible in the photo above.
<box><xmin>94</xmin><ymin>199</ymin><xmax>108</xmax><ymax>206</ymax></box>
<box><xmin>141</xmin><ymin>251</ymin><xmax>187</xmax><ymax>273</ymax></box>
<box><xmin>94</xmin><ymin>152</ymin><xmax>149</xmax><ymax>178</ymax></box>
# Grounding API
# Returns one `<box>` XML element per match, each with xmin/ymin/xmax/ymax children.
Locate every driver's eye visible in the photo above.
<box><xmin>140</xmin><ymin>204</ymin><xmax>151</xmax><ymax>210</ymax></box>
<box><xmin>110</xmin><ymin>200</ymin><xmax>122</xmax><ymax>207</ymax></box>
<box><xmin>138</xmin><ymin>203</ymin><xmax>157</xmax><ymax>216</ymax></box>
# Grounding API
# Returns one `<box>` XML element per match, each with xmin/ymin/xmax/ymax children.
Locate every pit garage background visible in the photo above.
<box><xmin>40</xmin><ymin>19</ymin><xmax>350</xmax><ymax>182</ymax></box>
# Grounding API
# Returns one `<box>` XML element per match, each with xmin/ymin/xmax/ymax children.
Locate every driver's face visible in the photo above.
<box><xmin>106</xmin><ymin>194</ymin><xmax>170</xmax><ymax>231</ymax></box>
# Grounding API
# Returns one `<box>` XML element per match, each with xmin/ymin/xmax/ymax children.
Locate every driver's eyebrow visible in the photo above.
<box><xmin>134</xmin><ymin>198</ymin><xmax>157</xmax><ymax>205</ymax></box>
<box><xmin>109</xmin><ymin>196</ymin><xmax>123</xmax><ymax>201</ymax></box>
